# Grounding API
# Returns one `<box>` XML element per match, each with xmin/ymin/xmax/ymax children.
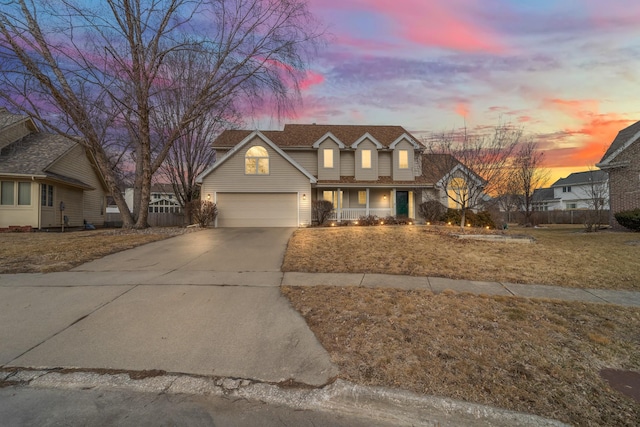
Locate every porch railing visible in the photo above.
<box><xmin>328</xmin><ymin>208</ymin><xmax>391</xmax><ymax>221</ymax></box>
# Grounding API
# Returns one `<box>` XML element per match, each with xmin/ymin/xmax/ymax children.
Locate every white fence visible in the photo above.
<box><xmin>328</xmin><ymin>208</ymin><xmax>392</xmax><ymax>221</ymax></box>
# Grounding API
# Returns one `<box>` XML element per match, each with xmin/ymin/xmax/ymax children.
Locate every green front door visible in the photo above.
<box><xmin>396</xmin><ymin>191</ymin><xmax>408</xmax><ymax>217</ymax></box>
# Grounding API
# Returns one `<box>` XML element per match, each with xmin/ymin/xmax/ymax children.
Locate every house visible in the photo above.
<box><xmin>532</xmin><ymin>170</ymin><xmax>609</xmax><ymax>211</ymax></box>
<box><xmin>0</xmin><ymin>108</ymin><xmax>107</xmax><ymax>230</ymax></box>
<box><xmin>596</xmin><ymin>120</ymin><xmax>640</xmax><ymax>227</ymax></box>
<box><xmin>196</xmin><ymin>124</ymin><xmax>471</xmax><ymax>227</ymax></box>
<box><xmin>107</xmin><ymin>184</ymin><xmax>182</xmax><ymax>214</ymax></box>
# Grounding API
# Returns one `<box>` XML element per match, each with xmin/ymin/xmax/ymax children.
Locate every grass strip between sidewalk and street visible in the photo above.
<box><xmin>282</xmin><ymin>285</ymin><xmax>640</xmax><ymax>426</ymax></box>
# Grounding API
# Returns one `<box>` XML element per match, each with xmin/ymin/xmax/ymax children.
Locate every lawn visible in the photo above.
<box><xmin>283</xmin><ymin>286</ymin><xmax>640</xmax><ymax>426</ymax></box>
<box><xmin>0</xmin><ymin>228</ymin><xmax>191</xmax><ymax>273</ymax></box>
<box><xmin>282</xmin><ymin>225</ymin><xmax>640</xmax><ymax>290</ymax></box>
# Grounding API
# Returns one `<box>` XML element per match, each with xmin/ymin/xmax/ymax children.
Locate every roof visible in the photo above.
<box><xmin>212</xmin><ymin>124</ymin><xmax>424</xmax><ymax>149</ymax></box>
<box><xmin>0</xmin><ymin>107</ymin><xmax>32</xmax><ymax>131</ymax></box>
<box><xmin>598</xmin><ymin>120</ymin><xmax>640</xmax><ymax>166</ymax></box>
<box><xmin>0</xmin><ymin>132</ymin><xmax>76</xmax><ymax>175</ymax></box>
<box><xmin>532</xmin><ymin>187</ymin><xmax>556</xmax><ymax>202</ymax></box>
<box><xmin>552</xmin><ymin>170</ymin><xmax>608</xmax><ymax>187</ymax></box>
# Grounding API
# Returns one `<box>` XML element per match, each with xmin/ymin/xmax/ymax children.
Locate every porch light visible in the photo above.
<box><xmin>302</xmin><ymin>194</ymin><xmax>306</xmax><ymax>200</ymax></box>
<box><xmin>206</xmin><ymin>194</ymin><xmax>211</xmax><ymax>200</ymax></box>
<box><xmin>383</xmin><ymin>195</ymin><xmax>387</xmax><ymax>200</ymax></box>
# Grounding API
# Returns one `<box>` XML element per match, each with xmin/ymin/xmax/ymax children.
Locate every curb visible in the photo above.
<box><xmin>1</xmin><ymin>369</ymin><xmax>568</xmax><ymax>427</ymax></box>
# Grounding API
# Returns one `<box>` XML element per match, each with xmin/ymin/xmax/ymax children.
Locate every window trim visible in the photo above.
<box><xmin>245</xmin><ymin>146</ymin><xmax>270</xmax><ymax>175</ymax></box>
<box><xmin>398</xmin><ymin>149</ymin><xmax>409</xmax><ymax>169</ymax></box>
<box><xmin>361</xmin><ymin>149</ymin><xmax>372</xmax><ymax>169</ymax></box>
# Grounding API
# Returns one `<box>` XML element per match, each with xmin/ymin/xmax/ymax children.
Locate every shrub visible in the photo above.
<box><xmin>191</xmin><ymin>200</ymin><xmax>218</xmax><ymax>227</ymax></box>
<box><xmin>358</xmin><ymin>215</ymin><xmax>378</xmax><ymax>226</ymax></box>
<box><xmin>418</xmin><ymin>200</ymin><xmax>447</xmax><ymax>223</ymax></box>
<box><xmin>441</xmin><ymin>209</ymin><xmax>496</xmax><ymax>228</ymax></box>
<box><xmin>312</xmin><ymin>200</ymin><xmax>334</xmax><ymax>225</ymax></box>
<box><xmin>614</xmin><ymin>209</ymin><xmax>640</xmax><ymax>231</ymax></box>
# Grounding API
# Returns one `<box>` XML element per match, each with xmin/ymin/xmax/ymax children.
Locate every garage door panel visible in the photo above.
<box><xmin>217</xmin><ymin>193</ymin><xmax>297</xmax><ymax>227</ymax></box>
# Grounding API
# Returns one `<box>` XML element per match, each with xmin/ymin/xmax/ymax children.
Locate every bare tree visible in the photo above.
<box><xmin>510</xmin><ymin>140</ymin><xmax>550</xmax><ymax>226</ymax></box>
<box><xmin>425</xmin><ymin>124</ymin><xmax>521</xmax><ymax>229</ymax></box>
<box><xmin>583</xmin><ymin>168</ymin><xmax>609</xmax><ymax>232</ymax></box>
<box><xmin>0</xmin><ymin>0</ymin><xmax>323</xmax><ymax>228</ymax></box>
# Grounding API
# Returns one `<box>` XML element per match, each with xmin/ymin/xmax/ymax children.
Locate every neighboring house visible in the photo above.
<box><xmin>0</xmin><ymin>108</ymin><xmax>107</xmax><ymax>229</ymax></box>
<box><xmin>113</xmin><ymin>184</ymin><xmax>182</xmax><ymax>214</ymax></box>
<box><xmin>532</xmin><ymin>170</ymin><xmax>609</xmax><ymax>211</ymax></box>
<box><xmin>596</xmin><ymin>120</ymin><xmax>640</xmax><ymax>227</ymax></box>
<box><xmin>196</xmin><ymin>124</ymin><xmax>475</xmax><ymax>227</ymax></box>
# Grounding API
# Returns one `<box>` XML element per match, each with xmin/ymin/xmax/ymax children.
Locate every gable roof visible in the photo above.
<box><xmin>196</xmin><ymin>130</ymin><xmax>317</xmax><ymax>183</ymax></box>
<box><xmin>0</xmin><ymin>107</ymin><xmax>33</xmax><ymax>131</ymax></box>
<box><xmin>0</xmin><ymin>132</ymin><xmax>76</xmax><ymax>176</ymax></box>
<box><xmin>212</xmin><ymin>124</ymin><xmax>424</xmax><ymax>149</ymax></box>
<box><xmin>532</xmin><ymin>187</ymin><xmax>557</xmax><ymax>202</ymax></box>
<box><xmin>598</xmin><ymin>120</ymin><xmax>640</xmax><ymax>167</ymax></box>
<box><xmin>552</xmin><ymin>170</ymin><xmax>607</xmax><ymax>187</ymax></box>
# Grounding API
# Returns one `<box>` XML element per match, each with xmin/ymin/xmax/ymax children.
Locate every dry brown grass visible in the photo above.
<box><xmin>282</xmin><ymin>226</ymin><xmax>640</xmax><ymax>290</ymax></box>
<box><xmin>283</xmin><ymin>286</ymin><xmax>640</xmax><ymax>426</ymax></box>
<box><xmin>0</xmin><ymin>228</ymin><xmax>191</xmax><ymax>273</ymax></box>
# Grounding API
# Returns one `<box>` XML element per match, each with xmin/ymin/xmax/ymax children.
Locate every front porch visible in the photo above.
<box><xmin>314</xmin><ymin>187</ymin><xmax>415</xmax><ymax>222</ymax></box>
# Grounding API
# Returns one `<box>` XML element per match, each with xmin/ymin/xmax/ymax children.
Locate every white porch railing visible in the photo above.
<box><xmin>328</xmin><ymin>208</ymin><xmax>391</xmax><ymax>221</ymax></box>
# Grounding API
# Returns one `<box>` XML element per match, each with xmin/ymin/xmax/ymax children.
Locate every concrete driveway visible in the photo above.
<box><xmin>1</xmin><ymin>228</ymin><xmax>338</xmax><ymax>386</ymax></box>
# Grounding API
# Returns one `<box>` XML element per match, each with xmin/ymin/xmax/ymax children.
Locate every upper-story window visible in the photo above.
<box><xmin>361</xmin><ymin>149</ymin><xmax>372</xmax><ymax>169</ymax></box>
<box><xmin>562</xmin><ymin>186</ymin><xmax>571</xmax><ymax>193</ymax></box>
<box><xmin>398</xmin><ymin>150</ymin><xmax>409</xmax><ymax>169</ymax></box>
<box><xmin>323</xmin><ymin>148</ymin><xmax>334</xmax><ymax>168</ymax></box>
<box><xmin>245</xmin><ymin>146</ymin><xmax>269</xmax><ymax>175</ymax></box>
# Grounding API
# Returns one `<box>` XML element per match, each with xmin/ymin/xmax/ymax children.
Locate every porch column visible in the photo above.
<box><xmin>337</xmin><ymin>187</ymin><xmax>341</xmax><ymax>221</ymax></box>
<box><xmin>365</xmin><ymin>188</ymin><xmax>370</xmax><ymax>216</ymax></box>
<box><xmin>391</xmin><ymin>189</ymin><xmax>396</xmax><ymax>216</ymax></box>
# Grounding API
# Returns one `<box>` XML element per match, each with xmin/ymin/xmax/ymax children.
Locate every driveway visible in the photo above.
<box><xmin>1</xmin><ymin>228</ymin><xmax>338</xmax><ymax>386</ymax></box>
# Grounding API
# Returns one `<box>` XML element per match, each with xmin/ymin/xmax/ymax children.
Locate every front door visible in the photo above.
<box><xmin>396</xmin><ymin>191</ymin><xmax>408</xmax><ymax>217</ymax></box>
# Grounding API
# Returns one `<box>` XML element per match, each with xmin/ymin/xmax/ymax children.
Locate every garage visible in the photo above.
<box><xmin>216</xmin><ymin>193</ymin><xmax>298</xmax><ymax>227</ymax></box>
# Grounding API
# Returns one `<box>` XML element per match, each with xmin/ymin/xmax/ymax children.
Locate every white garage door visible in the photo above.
<box><xmin>216</xmin><ymin>193</ymin><xmax>298</xmax><ymax>227</ymax></box>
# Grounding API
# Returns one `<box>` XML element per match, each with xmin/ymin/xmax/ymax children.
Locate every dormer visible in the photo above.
<box><xmin>352</xmin><ymin>133</ymin><xmax>383</xmax><ymax>180</ymax></box>
<box><xmin>390</xmin><ymin>134</ymin><xmax>422</xmax><ymax>181</ymax></box>
<box><xmin>313</xmin><ymin>132</ymin><xmax>344</xmax><ymax>180</ymax></box>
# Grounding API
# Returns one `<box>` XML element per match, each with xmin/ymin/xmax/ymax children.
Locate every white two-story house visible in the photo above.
<box><xmin>532</xmin><ymin>170</ymin><xmax>609</xmax><ymax>211</ymax></box>
<box><xmin>196</xmin><ymin>124</ymin><xmax>461</xmax><ymax>227</ymax></box>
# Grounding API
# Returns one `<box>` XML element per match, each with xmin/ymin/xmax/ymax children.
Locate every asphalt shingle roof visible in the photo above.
<box><xmin>600</xmin><ymin>120</ymin><xmax>640</xmax><ymax>164</ymax></box>
<box><xmin>0</xmin><ymin>132</ymin><xmax>76</xmax><ymax>175</ymax></box>
<box><xmin>532</xmin><ymin>187</ymin><xmax>556</xmax><ymax>202</ymax></box>
<box><xmin>552</xmin><ymin>170</ymin><xmax>608</xmax><ymax>187</ymax></box>
<box><xmin>0</xmin><ymin>108</ymin><xmax>30</xmax><ymax>131</ymax></box>
<box><xmin>213</xmin><ymin>124</ymin><xmax>424</xmax><ymax>148</ymax></box>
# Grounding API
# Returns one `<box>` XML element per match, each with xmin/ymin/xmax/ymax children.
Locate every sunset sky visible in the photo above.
<box><xmin>261</xmin><ymin>0</ymin><xmax>640</xmax><ymax>183</ymax></box>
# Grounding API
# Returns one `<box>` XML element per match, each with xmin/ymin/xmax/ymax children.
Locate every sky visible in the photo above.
<box><xmin>257</xmin><ymin>0</ymin><xmax>640</xmax><ymax>184</ymax></box>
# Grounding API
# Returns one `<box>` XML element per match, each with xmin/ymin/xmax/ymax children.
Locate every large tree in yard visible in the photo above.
<box><xmin>509</xmin><ymin>140</ymin><xmax>550</xmax><ymax>226</ymax></box>
<box><xmin>0</xmin><ymin>0</ymin><xmax>323</xmax><ymax>228</ymax></box>
<box><xmin>426</xmin><ymin>124</ymin><xmax>521</xmax><ymax>229</ymax></box>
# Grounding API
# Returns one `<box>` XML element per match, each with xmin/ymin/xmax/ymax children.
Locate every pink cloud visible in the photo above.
<box><xmin>299</xmin><ymin>70</ymin><xmax>325</xmax><ymax>91</ymax></box>
<box><xmin>455</xmin><ymin>102</ymin><xmax>470</xmax><ymax>118</ymax></box>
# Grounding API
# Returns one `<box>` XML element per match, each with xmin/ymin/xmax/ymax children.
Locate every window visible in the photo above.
<box><xmin>18</xmin><ymin>182</ymin><xmax>31</xmax><ymax>205</ymax></box>
<box><xmin>322</xmin><ymin>190</ymin><xmax>343</xmax><ymax>209</ymax></box>
<box><xmin>361</xmin><ymin>150</ymin><xmax>371</xmax><ymax>169</ymax></box>
<box><xmin>41</xmin><ymin>184</ymin><xmax>54</xmax><ymax>207</ymax></box>
<box><xmin>323</xmin><ymin>148</ymin><xmax>334</xmax><ymax>168</ymax></box>
<box><xmin>358</xmin><ymin>191</ymin><xmax>366</xmax><ymax>205</ymax></box>
<box><xmin>562</xmin><ymin>186</ymin><xmax>571</xmax><ymax>193</ymax></box>
<box><xmin>398</xmin><ymin>150</ymin><xmax>409</xmax><ymax>169</ymax></box>
<box><xmin>0</xmin><ymin>181</ymin><xmax>31</xmax><ymax>206</ymax></box>
<box><xmin>566</xmin><ymin>203</ymin><xmax>577</xmax><ymax>210</ymax></box>
<box><xmin>1</xmin><ymin>181</ymin><xmax>14</xmax><ymax>205</ymax></box>
<box><xmin>245</xmin><ymin>146</ymin><xmax>269</xmax><ymax>175</ymax></box>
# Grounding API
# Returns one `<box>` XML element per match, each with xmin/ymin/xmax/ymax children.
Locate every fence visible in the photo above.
<box><xmin>530</xmin><ymin>209</ymin><xmax>610</xmax><ymax>225</ymax></box>
<box><xmin>105</xmin><ymin>212</ymin><xmax>185</xmax><ymax>227</ymax></box>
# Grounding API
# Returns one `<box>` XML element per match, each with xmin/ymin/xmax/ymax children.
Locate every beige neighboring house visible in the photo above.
<box><xmin>0</xmin><ymin>108</ymin><xmax>107</xmax><ymax>230</ymax></box>
<box><xmin>597</xmin><ymin>119</ymin><xmax>640</xmax><ymax>228</ymax></box>
<box><xmin>196</xmin><ymin>124</ymin><xmax>466</xmax><ymax>227</ymax></box>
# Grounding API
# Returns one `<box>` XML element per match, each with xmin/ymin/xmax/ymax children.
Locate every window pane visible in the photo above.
<box><xmin>246</xmin><ymin>146</ymin><xmax>268</xmax><ymax>157</ymax></box>
<box><xmin>258</xmin><ymin>158</ymin><xmax>269</xmax><ymax>174</ymax></box>
<box><xmin>18</xmin><ymin>182</ymin><xmax>31</xmax><ymax>205</ymax></box>
<box><xmin>245</xmin><ymin>158</ymin><xmax>257</xmax><ymax>174</ymax></box>
<box><xmin>41</xmin><ymin>184</ymin><xmax>47</xmax><ymax>206</ymax></box>
<box><xmin>48</xmin><ymin>185</ymin><xmax>53</xmax><ymax>206</ymax></box>
<box><xmin>399</xmin><ymin>150</ymin><xmax>408</xmax><ymax>169</ymax></box>
<box><xmin>323</xmin><ymin>149</ymin><xmax>333</xmax><ymax>168</ymax></box>
<box><xmin>361</xmin><ymin>150</ymin><xmax>371</xmax><ymax>169</ymax></box>
<box><xmin>358</xmin><ymin>191</ymin><xmax>366</xmax><ymax>205</ymax></box>
<box><xmin>1</xmin><ymin>181</ymin><xmax>14</xmax><ymax>205</ymax></box>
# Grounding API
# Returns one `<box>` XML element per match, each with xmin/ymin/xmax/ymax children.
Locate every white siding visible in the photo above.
<box><xmin>317</xmin><ymin>140</ymin><xmax>340</xmax><ymax>181</ymax></box>
<box><xmin>340</xmin><ymin>151</ymin><xmax>355</xmax><ymax>176</ymax></box>
<box><xmin>379</xmin><ymin>151</ymin><xmax>391</xmax><ymax>177</ymax></box>
<box><xmin>392</xmin><ymin>141</ymin><xmax>415</xmax><ymax>181</ymax></box>
<box><xmin>287</xmin><ymin>150</ymin><xmax>318</xmax><ymax>176</ymax></box>
<box><xmin>355</xmin><ymin>140</ymin><xmax>379</xmax><ymax>181</ymax></box>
